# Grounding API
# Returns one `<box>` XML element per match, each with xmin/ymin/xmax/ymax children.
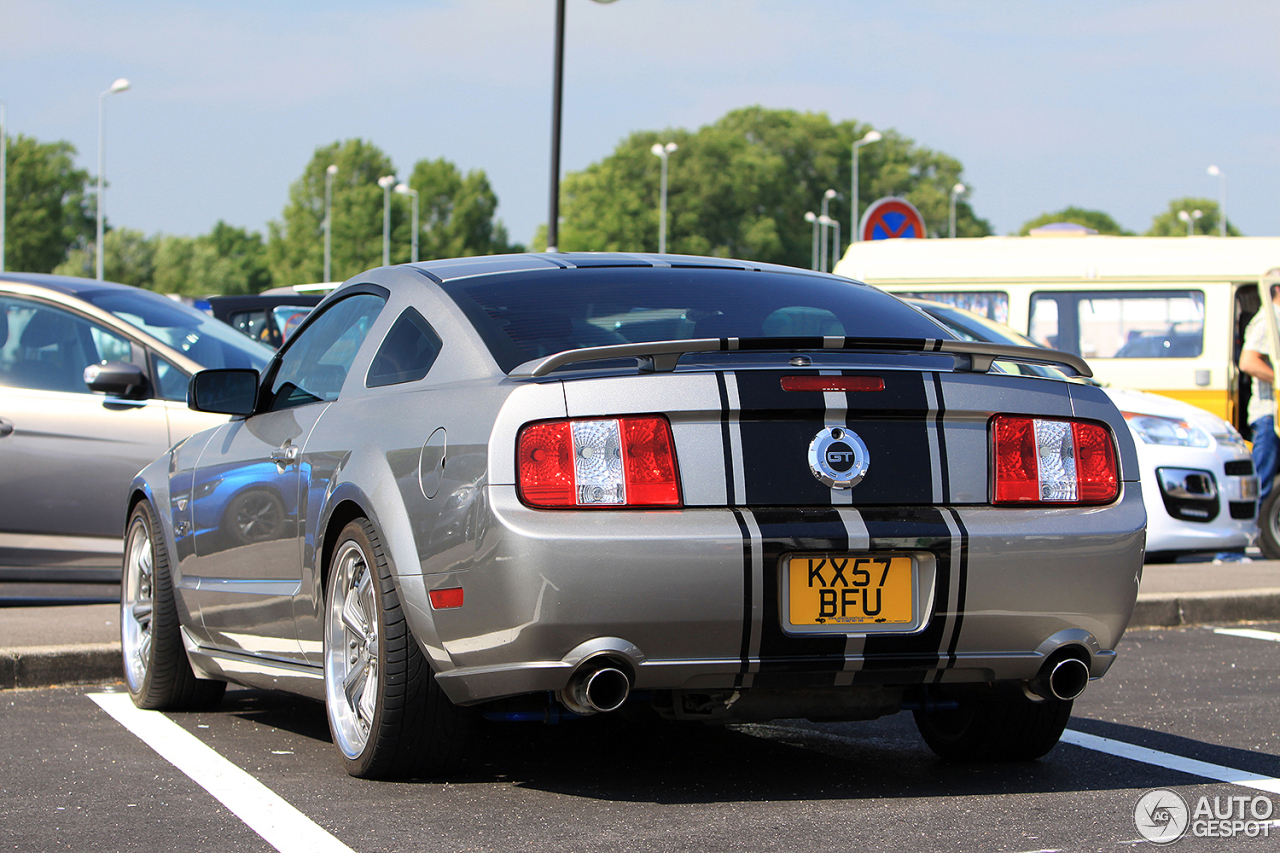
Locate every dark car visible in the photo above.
<box><xmin>206</xmin><ymin>292</ymin><xmax>324</xmax><ymax>349</ymax></box>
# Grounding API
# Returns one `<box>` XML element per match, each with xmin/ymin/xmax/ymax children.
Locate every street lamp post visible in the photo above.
<box><xmin>804</xmin><ymin>211</ymin><xmax>819</xmax><ymax>270</ymax></box>
<box><xmin>851</xmin><ymin>129</ymin><xmax>882</xmax><ymax>242</ymax></box>
<box><xmin>1177</xmin><ymin>209</ymin><xmax>1203</xmax><ymax>237</ymax></box>
<box><xmin>1208</xmin><ymin>163</ymin><xmax>1228</xmax><ymax>236</ymax></box>
<box><xmin>96</xmin><ymin>78</ymin><xmax>129</xmax><ymax>280</ymax></box>
<box><xmin>819</xmin><ymin>215</ymin><xmax>840</xmax><ymax>272</ymax></box>
<box><xmin>378</xmin><ymin>175</ymin><xmax>396</xmax><ymax>265</ymax></box>
<box><xmin>396</xmin><ymin>183</ymin><xmax>419</xmax><ymax>263</ymax></box>
<box><xmin>949</xmin><ymin>182</ymin><xmax>966</xmax><ymax>239</ymax></box>
<box><xmin>324</xmin><ymin>164</ymin><xmax>337</xmax><ymax>282</ymax></box>
<box><xmin>546</xmin><ymin>0</ymin><xmax>618</xmax><ymax>253</ymax></box>
<box><xmin>819</xmin><ymin>189</ymin><xmax>837</xmax><ymax>272</ymax></box>
<box><xmin>650</xmin><ymin>141</ymin><xmax>677</xmax><ymax>253</ymax></box>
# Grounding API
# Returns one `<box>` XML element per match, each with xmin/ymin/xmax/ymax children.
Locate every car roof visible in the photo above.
<box><xmin>401</xmin><ymin>252</ymin><xmax>836</xmax><ymax>284</ymax></box>
<box><xmin>0</xmin><ymin>271</ymin><xmax>143</xmax><ymax>298</ymax></box>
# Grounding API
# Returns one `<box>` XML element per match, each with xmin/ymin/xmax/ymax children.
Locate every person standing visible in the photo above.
<box><xmin>1239</xmin><ymin>283</ymin><xmax>1280</xmax><ymax>502</ymax></box>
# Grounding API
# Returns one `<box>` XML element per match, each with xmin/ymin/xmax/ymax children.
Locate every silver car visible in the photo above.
<box><xmin>0</xmin><ymin>273</ymin><xmax>273</xmax><ymax>584</ymax></box>
<box><xmin>122</xmin><ymin>254</ymin><xmax>1145</xmax><ymax>778</ymax></box>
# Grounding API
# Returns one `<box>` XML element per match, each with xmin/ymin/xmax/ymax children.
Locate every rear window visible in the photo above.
<box><xmin>442</xmin><ymin>268</ymin><xmax>950</xmax><ymax>372</ymax></box>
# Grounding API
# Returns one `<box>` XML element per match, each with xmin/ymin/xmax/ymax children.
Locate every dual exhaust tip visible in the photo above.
<box><xmin>561</xmin><ymin>660</ymin><xmax>632</xmax><ymax>715</ymax></box>
<box><xmin>1027</xmin><ymin>655</ymin><xmax>1091</xmax><ymax>702</ymax></box>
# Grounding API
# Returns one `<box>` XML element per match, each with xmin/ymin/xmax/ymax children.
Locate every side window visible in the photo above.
<box><xmin>268</xmin><ymin>293</ymin><xmax>384</xmax><ymax>411</ymax></box>
<box><xmin>151</xmin><ymin>355</ymin><xmax>189</xmax><ymax>402</ymax></box>
<box><xmin>367</xmin><ymin>309</ymin><xmax>443</xmax><ymax>387</ymax></box>
<box><xmin>1031</xmin><ymin>291</ymin><xmax>1205</xmax><ymax>359</ymax></box>
<box><xmin>0</xmin><ymin>296</ymin><xmax>132</xmax><ymax>394</ymax></box>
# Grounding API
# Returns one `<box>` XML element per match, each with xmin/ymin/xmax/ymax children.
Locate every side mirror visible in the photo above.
<box><xmin>84</xmin><ymin>361</ymin><xmax>148</xmax><ymax>399</ymax></box>
<box><xmin>189</xmin><ymin>368</ymin><xmax>260</xmax><ymax>416</ymax></box>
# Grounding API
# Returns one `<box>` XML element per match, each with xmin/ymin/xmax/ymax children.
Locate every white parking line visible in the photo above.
<box><xmin>90</xmin><ymin>693</ymin><xmax>355</xmax><ymax>853</ymax></box>
<box><xmin>1062</xmin><ymin>730</ymin><xmax>1280</xmax><ymax>795</ymax></box>
<box><xmin>1213</xmin><ymin>627</ymin><xmax>1280</xmax><ymax>643</ymax></box>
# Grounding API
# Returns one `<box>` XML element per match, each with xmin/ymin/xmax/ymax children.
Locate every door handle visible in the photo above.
<box><xmin>270</xmin><ymin>445</ymin><xmax>300</xmax><ymax>466</ymax></box>
<box><xmin>0</xmin><ymin>418</ymin><xmax>12</xmax><ymax>438</ymax></box>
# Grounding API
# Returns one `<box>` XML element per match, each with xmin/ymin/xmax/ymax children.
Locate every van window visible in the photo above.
<box><xmin>1029</xmin><ymin>290</ymin><xmax>1205</xmax><ymax>359</ymax></box>
<box><xmin>896</xmin><ymin>291</ymin><xmax>1009</xmax><ymax>325</ymax></box>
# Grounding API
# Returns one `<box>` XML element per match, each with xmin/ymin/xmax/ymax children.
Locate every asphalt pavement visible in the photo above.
<box><xmin>3</xmin><ymin>559</ymin><xmax>1280</xmax><ymax>690</ymax></box>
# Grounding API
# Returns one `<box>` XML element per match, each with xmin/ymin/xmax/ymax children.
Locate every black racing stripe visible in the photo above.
<box><xmin>750</xmin><ymin>508</ymin><xmax>848</xmax><ymax>684</ymax></box>
<box><xmin>734</xmin><ymin>371</ymin><xmax>936</xmax><ymax>505</ymax></box>
<box><xmin>932</xmin><ymin>372</ymin><xmax>950</xmax><ymax>502</ymax></box>
<box><xmin>854</xmin><ymin>508</ymin><xmax>953</xmax><ymax>682</ymax></box>
<box><xmin>942</xmin><ymin>510</ymin><xmax>969</xmax><ymax>669</ymax></box>
<box><xmin>732</xmin><ymin>509</ymin><xmax>753</xmax><ymax>688</ymax></box>
<box><xmin>715</xmin><ymin>372</ymin><xmax>736</xmax><ymax>506</ymax></box>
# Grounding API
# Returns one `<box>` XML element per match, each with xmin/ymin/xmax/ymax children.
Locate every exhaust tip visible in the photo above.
<box><xmin>562</xmin><ymin>662</ymin><xmax>632</xmax><ymax>715</ymax></box>
<box><xmin>1047</xmin><ymin>657</ymin><xmax>1090</xmax><ymax>701</ymax></box>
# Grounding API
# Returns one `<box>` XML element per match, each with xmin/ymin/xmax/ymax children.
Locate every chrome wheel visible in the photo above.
<box><xmin>121</xmin><ymin>512</ymin><xmax>155</xmax><ymax>691</ymax></box>
<box><xmin>325</xmin><ymin>538</ymin><xmax>380</xmax><ymax>759</ymax></box>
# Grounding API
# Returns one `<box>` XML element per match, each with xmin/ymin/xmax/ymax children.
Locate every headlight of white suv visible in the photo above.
<box><xmin>1123</xmin><ymin>413</ymin><xmax>1211</xmax><ymax>447</ymax></box>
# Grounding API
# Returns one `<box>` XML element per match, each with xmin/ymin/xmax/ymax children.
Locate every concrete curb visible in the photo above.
<box><xmin>1130</xmin><ymin>588</ymin><xmax>1280</xmax><ymax>629</ymax></box>
<box><xmin>0</xmin><ymin>643</ymin><xmax>121</xmax><ymax>690</ymax></box>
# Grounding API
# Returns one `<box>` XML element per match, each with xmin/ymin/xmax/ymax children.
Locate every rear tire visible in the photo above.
<box><xmin>1258</xmin><ymin>488</ymin><xmax>1280</xmax><ymax>559</ymax></box>
<box><xmin>121</xmin><ymin>501</ymin><xmax>226</xmax><ymax>710</ymax></box>
<box><xmin>323</xmin><ymin>518</ymin><xmax>471</xmax><ymax>779</ymax></box>
<box><xmin>914</xmin><ymin>693</ymin><xmax>1072</xmax><ymax>762</ymax></box>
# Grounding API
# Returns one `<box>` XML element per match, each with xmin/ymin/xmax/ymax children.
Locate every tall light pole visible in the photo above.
<box><xmin>324</xmin><ymin>164</ymin><xmax>337</xmax><ymax>282</ymax></box>
<box><xmin>396</xmin><ymin>183</ymin><xmax>419</xmax><ymax>263</ymax></box>
<box><xmin>378</xmin><ymin>175</ymin><xmax>396</xmax><ymax>265</ymax></box>
<box><xmin>851</xmin><ymin>129</ymin><xmax>882</xmax><ymax>242</ymax></box>
<box><xmin>804</xmin><ymin>211</ymin><xmax>819</xmax><ymax>270</ymax></box>
<box><xmin>1178</xmin><ymin>209</ymin><xmax>1203</xmax><ymax>237</ymax></box>
<box><xmin>546</xmin><ymin>0</ymin><xmax>618</xmax><ymax>253</ymax></box>
<box><xmin>949</xmin><ymin>182</ymin><xmax>966</xmax><ymax>239</ymax></box>
<box><xmin>650</xmin><ymin>141</ymin><xmax>677</xmax><ymax>253</ymax></box>
<box><xmin>819</xmin><ymin>189</ymin><xmax>837</xmax><ymax>272</ymax></box>
<box><xmin>1208</xmin><ymin>163</ymin><xmax>1228</xmax><ymax>235</ymax></box>
<box><xmin>96</xmin><ymin>78</ymin><xmax>129</xmax><ymax>280</ymax></box>
<box><xmin>819</xmin><ymin>214</ymin><xmax>840</xmax><ymax>272</ymax></box>
<box><xmin>1</xmin><ymin>101</ymin><xmax>6</xmax><ymax>272</ymax></box>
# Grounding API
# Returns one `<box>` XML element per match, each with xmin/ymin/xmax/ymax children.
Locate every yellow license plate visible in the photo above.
<box><xmin>787</xmin><ymin>555</ymin><xmax>914</xmax><ymax>627</ymax></box>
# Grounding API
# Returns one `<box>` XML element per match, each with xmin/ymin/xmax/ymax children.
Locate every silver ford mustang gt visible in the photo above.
<box><xmin>121</xmin><ymin>253</ymin><xmax>1145</xmax><ymax>779</ymax></box>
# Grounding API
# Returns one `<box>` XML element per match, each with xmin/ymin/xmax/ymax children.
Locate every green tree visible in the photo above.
<box><xmin>54</xmin><ymin>228</ymin><xmax>156</xmax><ymax>287</ymax></box>
<box><xmin>405</xmin><ymin>158</ymin><xmax>519</xmax><ymax>259</ymax></box>
<box><xmin>267</xmin><ymin>139</ymin><xmax>405</xmax><ymax>286</ymax></box>
<box><xmin>1018</xmin><ymin>207</ymin><xmax>1133</xmax><ymax>236</ymax></box>
<box><xmin>162</xmin><ymin>222</ymin><xmax>271</xmax><ymax>295</ymax></box>
<box><xmin>1145</xmin><ymin>197</ymin><xmax>1241</xmax><ymax>237</ymax></box>
<box><xmin>539</xmin><ymin>106</ymin><xmax>992</xmax><ymax>266</ymax></box>
<box><xmin>3</xmin><ymin>134</ymin><xmax>95</xmax><ymax>272</ymax></box>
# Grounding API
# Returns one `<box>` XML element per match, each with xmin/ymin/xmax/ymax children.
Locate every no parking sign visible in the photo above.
<box><xmin>860</xmin><ymin>197</ymin><xmax>927</xmax><ymax>241</ymax></box>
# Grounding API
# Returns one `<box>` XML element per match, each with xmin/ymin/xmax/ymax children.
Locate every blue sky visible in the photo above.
<box><xmin>2</xmin><ymin>0</ymin><xmax>1276</xmax><ymax>247</ymax></box>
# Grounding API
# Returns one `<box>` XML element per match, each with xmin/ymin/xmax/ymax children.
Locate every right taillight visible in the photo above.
<box><xmin>991</xmin><ymin>415</ymin><xmax>1118</xmax><ymax>505</ymax></box>
<box><xmin>517</xmin><ymin>416</ymin><xmax>682</xmax><ymax>508</ymax></box>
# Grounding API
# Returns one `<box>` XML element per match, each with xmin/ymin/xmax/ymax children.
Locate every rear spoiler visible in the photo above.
<box><xmin>508</xmin><ymin>336</ymin><xmax>1092</xmax><ymax>379</ymax></box>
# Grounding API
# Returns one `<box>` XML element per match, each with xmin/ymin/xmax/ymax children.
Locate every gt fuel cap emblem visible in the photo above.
<box><xmin>808</xmin><ymin>426</ymin><xmax>870</xmax><ymax>490</ymax></box>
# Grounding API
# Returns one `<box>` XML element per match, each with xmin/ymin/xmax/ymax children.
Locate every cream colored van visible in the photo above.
<box><xmin>835</xmin><ymin>235</ymin><xmax>1280</xmax><ymax>435</ymax></box>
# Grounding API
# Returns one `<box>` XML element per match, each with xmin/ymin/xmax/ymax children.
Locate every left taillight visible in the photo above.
<box><xmin>991</xmin><ymin>415</ymin><xmax>1119</xmax><ymax>505</ymax></box>
<box><xmin>517</xmin><ymin>416</ymin><xmax>682</xmax><ymax>508</ymax></box>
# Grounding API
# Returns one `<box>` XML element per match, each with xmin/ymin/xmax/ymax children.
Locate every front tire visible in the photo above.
<box><xmin>914</xmin><ymin>693</ymin><xmax>1072</xmax><ymax>762</ymax></box>
<box><xmin>121</xmin><ymin>501</ymin><xmax>226</xmax><ymax>710</ymax></box>
<box><xmin>323</xmin><ymin>518</ymin><xmax>471</xmax><ymax>779</ymax></box>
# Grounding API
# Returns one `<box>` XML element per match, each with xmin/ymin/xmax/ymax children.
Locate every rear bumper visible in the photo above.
<box><xmin>414</xmin><ymin>486</ymin><xmax>1146</xmax><ymax>706</ymax></box>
